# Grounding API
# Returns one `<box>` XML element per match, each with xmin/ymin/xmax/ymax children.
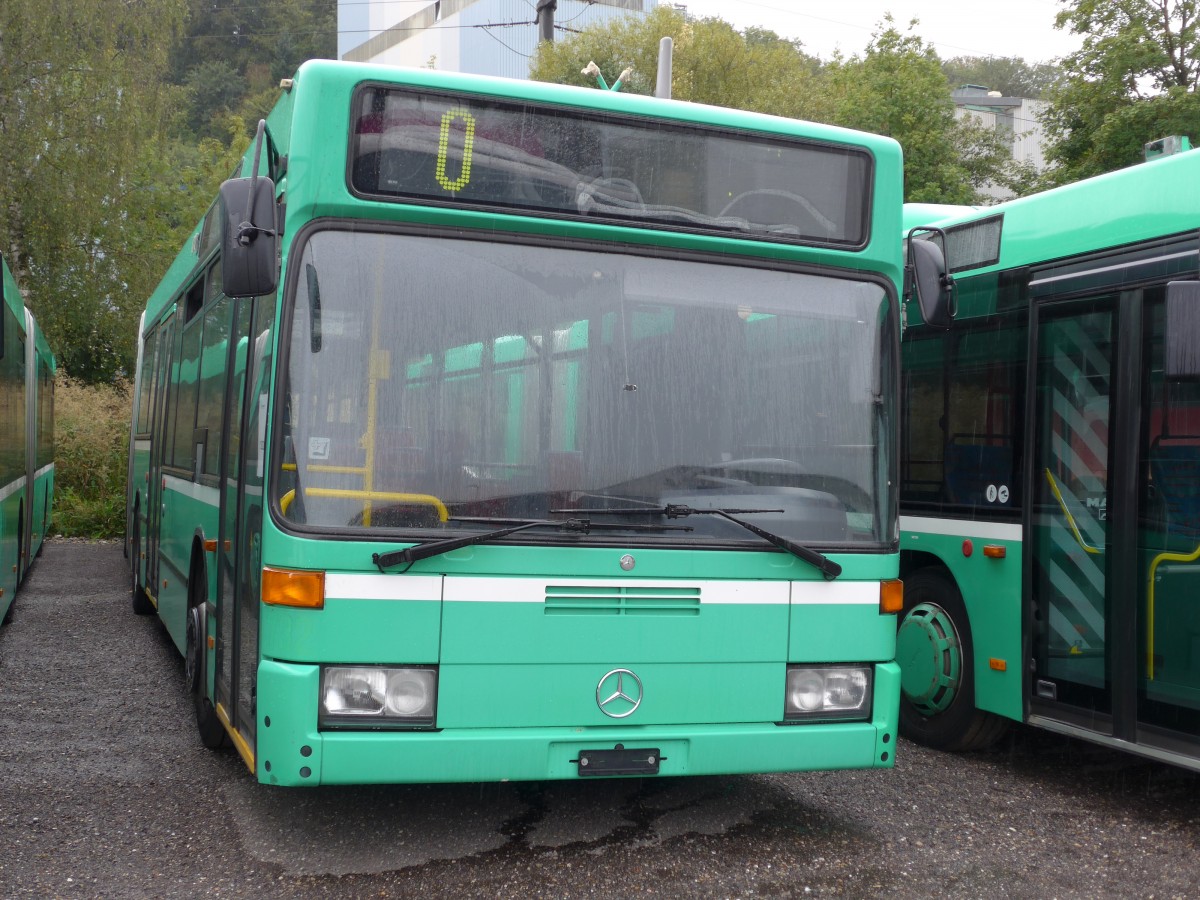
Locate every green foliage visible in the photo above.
<box><xmin>0</xmin><ymin>0</ymin><xmax>189</xmax><ymax>382</ymax></box>
<box><xmin>821</xmin><ymin>20</ymin><xmax>1029</xmax><ymax>203</ymax></box>
<box><xmin>530</xmin><ymin>7</ymin><xmax>822</xmax><ymax>117</ymax></box>
<box><xmin>184</xmin><ymin>60</ymin><xmax>245</xmax><ymax>139</ymax></box>
<box><xmin>53</xmin><ymin>376</ymin><xmax>131</xmax><ymax>537</ymax></box>
<box><xmin>169</xmin><ymin>0</ymin><xmax>335</xmax><ymax>137</ymax></box>
<box><xmin>532</xmin><ymin>12</ymin><xmax>1024</xmax><ymax>204</ymax></box>
<box><xmin>1042</xmin><ymin>0</ymin><xmax>1200</xmax><ymax>184</ymax></box>
<box><xmin>0</xmin><ymin>0</ymin><xmax>326</xmax><ymax>383</ymax></box>
<box><xmin>942</xmin><ymin>56</ymin><xmax>1063</xmax><ymax>98</ymax></box>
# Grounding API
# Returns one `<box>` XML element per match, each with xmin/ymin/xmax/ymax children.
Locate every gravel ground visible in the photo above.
<box><xmin>1</xmin><ymin>540</ymin><xmax>1198</xmax><ymax>898</ymax></box>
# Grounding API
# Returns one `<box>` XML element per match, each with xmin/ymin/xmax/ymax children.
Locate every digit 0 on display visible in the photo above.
<box><xmin>435</xmin><ymin>107</ymin><xmax>475</xmax><ymax>192</ymax></box>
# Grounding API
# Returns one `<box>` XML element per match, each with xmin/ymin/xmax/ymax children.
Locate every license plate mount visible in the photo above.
<box><xmin>577</xmin><ymin>746</ymin><xmax>661</xmax><ymax>777</ymax></box>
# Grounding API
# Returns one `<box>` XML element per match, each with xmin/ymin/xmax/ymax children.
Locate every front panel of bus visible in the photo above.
<box><xmin>158</xmin><ymin>61</ymin><xmax>905</xmax><ymax>785</ymax></box>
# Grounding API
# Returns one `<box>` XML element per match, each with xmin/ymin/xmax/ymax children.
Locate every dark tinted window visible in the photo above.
<box><xmin>350</xmin><ymin>87</ymin><xmax>872</xmax><ymax>247</ymax></box>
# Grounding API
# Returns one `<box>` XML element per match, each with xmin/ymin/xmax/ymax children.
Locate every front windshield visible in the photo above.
<box><xmin>276</xmin><ymin>230</ymin><xmax>895</xmax><ymax>547</ymax></box>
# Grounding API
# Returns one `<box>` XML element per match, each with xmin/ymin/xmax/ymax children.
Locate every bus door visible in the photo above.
<box><xmin>217</xmin><ymin>296</ymin><xmax>275</xmax><ymax>755</ymax></box>
<box><xmin>215</xmin><ymin>297</ymin><xmax>254</xmax><ymax>746</ymax></box>
<box><xmin>1030</xmin><ymin>297</ymin><xmax>1118</xmax><ymax>731</ymax></box>
<box><xmin>1137</xmin><ymin>289</ymin><xmax>1200</xmax><ymax>753</ymax></box>
<box><xmin>146</xmin><ymin>312</ymin><xmax>176</xmax><ymax>602</ymax></box>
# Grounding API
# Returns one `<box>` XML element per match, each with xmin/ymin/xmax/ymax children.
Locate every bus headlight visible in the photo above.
<box><xmin>784</xmin><ymin>665</ymin><xmax>872</xmax><ymax>721</ymax></box>
<box><xmin>320</xmin><ymin>666</ymin><xmax>437</xmax><ymax>728</ymax></box>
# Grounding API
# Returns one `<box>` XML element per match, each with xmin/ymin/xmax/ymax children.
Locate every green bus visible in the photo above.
<box><xmin>0</xmin><ymin>255</ymin><xmax>56</xmax><ymax>625</ymax></box>
<box><xmin>126</xmin><ymin>59</ymin><xmax>907</xmax><ymax>786</ymax></box>
<box><xmin>898</xmin><ymin>145</ymin><xmax>1200</xmax><ymax>769</ymax></box>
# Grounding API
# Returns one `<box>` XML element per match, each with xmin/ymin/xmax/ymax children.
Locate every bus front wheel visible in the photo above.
<box><xmin>896</xmin><ymin>568</ymin><xmax>1007</xmax><ymax>752</ymax></box>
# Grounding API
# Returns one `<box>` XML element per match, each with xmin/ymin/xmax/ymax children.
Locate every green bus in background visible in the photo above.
<box><xmin>0</xmin><ymin>255</ymin><xmax>55</xmax><ymax>626</ymax></box>
<box><xmin>898</xmin><ymin>141</ymin><xmax>1200</xmax><ymax>769</ymax></box>
<box><xmin>126</xmin><ymin>59</ymin><xmax>908</xmax><ymax>786</ymax></box>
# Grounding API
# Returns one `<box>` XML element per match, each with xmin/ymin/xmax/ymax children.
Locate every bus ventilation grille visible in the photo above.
<box><xmin>544</xmin><ymin>585</ymin><xmax>701</xmax><ymax>616</ymax></box>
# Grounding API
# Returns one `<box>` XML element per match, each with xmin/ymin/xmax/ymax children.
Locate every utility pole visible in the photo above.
<box><xmin>536</xmin><ymin>0</ymin><xmax>556</xmax><ymax>43</ymax></box>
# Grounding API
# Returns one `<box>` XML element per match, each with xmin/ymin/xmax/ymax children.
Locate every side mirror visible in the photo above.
<box><xmin>1166</xmin><ymin>281</ymin><xmax>1200</xmax><ymax>378</ymax></box>
<box><xmin>219</xmin><ymin>176</ymin><xmax>279</xmax><ymax>298</ymax></box>
<box><xmin>906</xmin><ymin>229</ymin><xmax>956</xmax><ymax>328</ymax></box>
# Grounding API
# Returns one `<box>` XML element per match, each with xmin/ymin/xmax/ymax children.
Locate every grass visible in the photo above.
<box><xmin>53</xmin><ymin>375</ymin><xmax>131</xmax><ymax>538</ymax></box>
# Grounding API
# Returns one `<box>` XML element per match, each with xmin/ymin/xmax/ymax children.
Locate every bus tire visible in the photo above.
<box><xmin>130</xmin><ymin>518</ymin><xmax>154</xmax><ymax>615</ymax></box>
<box><xmin>897</xmin><ymin>567</ymin><xmax>1008</xmax><ymax>752</ymax></box>
<box><xmin>186</xmin><ymin>565</ymin><xmax>229</xmax><ymax>750</ymax></box>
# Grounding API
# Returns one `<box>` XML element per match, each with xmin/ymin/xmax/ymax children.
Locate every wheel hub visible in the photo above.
<box><xmin>897</xmin><ymin>602</ymin><xmax>962</xmax><ymax>714</ymax></box>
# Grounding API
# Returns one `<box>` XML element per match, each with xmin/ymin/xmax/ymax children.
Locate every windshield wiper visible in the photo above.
<box><xmin>449</xmin><ymin>516</ymin><xmax>692</xmax><ymax>533</ymax></box>
<box><xmin>555</xmin><ymin>504</ymin><xmax>842</xmax><ymax>580</ymax></box>
<box><xmin>372</xmin><ymin>516</ymin><xmax>692</xmax><ymax>572</ymax></box>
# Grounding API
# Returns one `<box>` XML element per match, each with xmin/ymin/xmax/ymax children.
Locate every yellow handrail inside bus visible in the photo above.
<box><xmin>279</xmin><ymin>488</ymin><xmax>446</xmax><ymax>522</ymax></box>
<box><xmin>1145</xmin><ymin>542</ymin><xmax>1200</xmax><ymax>681</ymax></box>
<box><xmin>283</xmin><ymin>462</ymin><xmax>369</xmax><ymax>475</ymax></box>
<box><xmin>304</xmin><ymin>488</ymin><xmax>448</xmax><ymax>522</ymax></box>
<box><xmin>1044</xmin><ymin>468</ymin><xmax>1103</xmax><ymax>555</ymax></box>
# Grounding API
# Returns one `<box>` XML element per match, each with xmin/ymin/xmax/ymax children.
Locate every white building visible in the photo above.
<box><xmin>952</xmin><ymin>85</ymin><xmax>1049</xmax><ymax>201</ymax></box>
<box><xmin>340</xmin><ymin>0</ymin><xmax>657</xmax><ymax>80</ymax></box>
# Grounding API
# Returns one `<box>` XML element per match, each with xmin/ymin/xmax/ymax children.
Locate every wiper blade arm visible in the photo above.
<box><xmin>452</xmin><ymin>515</ymin><xmax>692</xmax><ymax>533</ymax></box>
<box><xmin>699</xmin><ymin>508</ymin><xmax>842</xmax><ymax>581</ymax></box>
<box><xmin>555</xmin><ymin>506</ymin><xmax>784</xmax><ymax>516</ymax></box>
<box><xmin>372</xmin><ymin>516</ymin><xmax>693</xmax><ymax>571</ymax></box>
<box><xmin>373</xmin><ymin>519</ymin><xmax>564</xmax><ymax>570</ymax></box>
<box><xmin>556</xmin><ymin>504</ymin><xmax>842</xmax><ymax>580</ymax></box>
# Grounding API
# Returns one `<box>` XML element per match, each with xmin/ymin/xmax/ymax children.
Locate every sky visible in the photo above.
<box><xmin>672</xmin><ymin>1</ymin><xmax>1082</xmax><ymax>63</ymax></box>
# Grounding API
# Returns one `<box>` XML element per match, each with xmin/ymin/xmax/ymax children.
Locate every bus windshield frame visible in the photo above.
<box><xmin>272</xmin><ymin>225</ymin><xmax>897</xmax><ymax>550</ymax></box>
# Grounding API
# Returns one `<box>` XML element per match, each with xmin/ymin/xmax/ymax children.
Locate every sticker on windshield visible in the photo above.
<box><xmin>309</xmin><ymin>437</ymin><xmax>331</xmax><ymax>461</ymax></box>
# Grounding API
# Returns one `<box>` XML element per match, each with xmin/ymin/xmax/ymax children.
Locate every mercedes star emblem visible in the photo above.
<box><xmin>596</xmin><ymin>668</ymin><xmax>643</xmax><ymax>718</ymax></box>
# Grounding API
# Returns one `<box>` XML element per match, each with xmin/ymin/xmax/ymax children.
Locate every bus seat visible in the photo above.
<box><xmin>1148</xmin><ymin>435</ymin><xmax>1200</xmax><ymax>535</ymax></box>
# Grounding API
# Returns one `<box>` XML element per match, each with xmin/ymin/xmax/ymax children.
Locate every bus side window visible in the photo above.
<box><xmin>1148</xmin><ymin>435</ymin><xmax>1200</xmax><ymax>536</ymax></box>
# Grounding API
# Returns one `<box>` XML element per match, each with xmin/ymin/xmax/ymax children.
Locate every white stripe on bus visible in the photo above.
<box><xmin>790</xmin><ymin>580</ymin><xmax>879</xmax><ymax>605</ymax></box>
<box><xmin>900</xmin><ymin>515</ymin><xmax>1022</xmax><ymax>542</ymax></box>
<box><xmin>323</xmin><ymin>574</ymin><xmax>878</xmax><ymax>605</ymax></box>
<box><xmin>0</xmin><ymin>475</ymin><xmax>27</xmax><ymax>504</ymax></box>
<box><xmin>325</xmin><ymin>573</ymin><xmax>441</xmax><ymax>602</ymax></box>
<box><xmin>162</xmin><ymin>474</ymin><xmax>220</xmax><ymax>506</ymax></box>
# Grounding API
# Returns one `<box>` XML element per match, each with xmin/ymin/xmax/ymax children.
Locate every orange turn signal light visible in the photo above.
<box><xmin>262</xmin><ymin>566</ymin><xmax>325</xmax><ymax>609</ymax></box>
<box><xmin>880</xmin><ymin>579</ymin><xmax>904</xmax><ymax>614</ymax></box>
<box><xmin>983</xmin><ymin>544</ymin><xmax>1007</xmax><ymax>559</ymax></box>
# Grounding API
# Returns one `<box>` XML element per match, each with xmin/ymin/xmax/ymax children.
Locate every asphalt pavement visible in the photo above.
<box><xmin>1</xmin><ymin>540</ymin><xmax>1198</xmax><ymax>898</ymax></box>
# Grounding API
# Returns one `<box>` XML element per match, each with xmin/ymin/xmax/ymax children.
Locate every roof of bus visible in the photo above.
<box><xmin>2</xmin><ymin>256</ymin><xmax>24</xmax><ymax>324</ymax></box>
<box><xmin>901</xmin><ymin>203</ymin><xmax>979</xmax><ymax>233</ymax></box>
<box><xmin>276</xmin><ymin>59</ymin><xmax>904</xmax><ymax>159</ymax></box>
<box><xmin>906</xmin><ymin>148</ymin><xmax>1200</xmax><ymax>276</ymax></box>
<box><xmin>143</xmin><ymin>59</ymin><xmax>906</xmax><ymax>325</ymax></box>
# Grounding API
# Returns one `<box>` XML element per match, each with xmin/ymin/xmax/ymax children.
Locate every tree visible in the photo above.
<box><xmin>1041</xmin><ymin>0</ymin><xmax>1200</xmax><ymax>183</ymax></box>
<box><xmin>533</xmin><ymin>12</ymin><xmax>1026</xmax><ymax>204</ymax></box>
<box><xmin>942</xmin><ymin>56</ymin><xmax>1063</xmax><ymax>98</ymax></box>
<box><xmin>0</xmin><ymin>0</ymin><xmax>193</xmax><ymax>380</ymax></box>
<box><xmin>169</xmin><ymin>0</ymin><xmax>336</xmax><ymax>135</ymax></box>
<box><xmin>529</xmin><ymin>7</ymin><xmax>822</xmax><ymax>117</ymax></box>
<box><xmin>821</xmin><ymin>21</ymin><xmax>1027</xmax><ymax>203</ymax></box>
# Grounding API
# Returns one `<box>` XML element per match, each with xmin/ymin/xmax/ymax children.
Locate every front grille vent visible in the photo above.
<box><xmin>544</xmin><ymin>585</ymin><xmax>701</xmax><ymax>616</ymax></box>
